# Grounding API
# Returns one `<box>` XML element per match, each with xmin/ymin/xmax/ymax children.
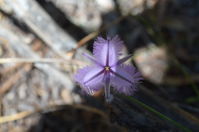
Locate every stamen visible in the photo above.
<box><xmin>105</xmin><ymin>66</ymin><xmax>110</xmax><ymax>71</ymax></box>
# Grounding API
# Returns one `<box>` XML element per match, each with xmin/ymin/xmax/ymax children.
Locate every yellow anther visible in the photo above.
<box><xmin>105</xmin><ymin>66</ymin><xmax>110</xmax><ymax>71</ymax></box>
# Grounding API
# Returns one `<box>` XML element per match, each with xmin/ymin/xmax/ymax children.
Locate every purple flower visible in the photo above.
<box><xmin>75</xmin><ymin>35</ymin><xmax>142</xmax><ymax>102</ymax></box>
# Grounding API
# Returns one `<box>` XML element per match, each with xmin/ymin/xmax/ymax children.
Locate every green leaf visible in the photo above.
<box><xmin>124</xmin><ymin>96</ymin><xmax>192</xmax><ymax>132</ymax></box>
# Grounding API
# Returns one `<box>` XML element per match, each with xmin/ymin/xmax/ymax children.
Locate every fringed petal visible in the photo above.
<box><xmin>93</xmin><ymin>35</ymin><xmax>124</xmax><ymax>66</ymax></box>
<box><xmin>110</xmin><ymin>65</ymin><xmax>142</xmax><ymax>95</ymax></box>
<box><xmin>74</xmin><ymin>65</ymin><xmax>104</xmax><ymax>94</ymax></box>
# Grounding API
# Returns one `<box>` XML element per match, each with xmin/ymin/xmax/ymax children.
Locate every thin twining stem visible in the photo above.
<box><xmin>82</xmin><ymin>53</ymin><xmax>103</xmax><ymax>67</ymax></box>
<box><xmin>84</xmin><ymin>70</ymin><xmax>104</xmax><ymax>85</ymax></box>
<box><xmin>111</xmin><ymin>54</ymin><xmax>133</xmax><ymax>67</ymax></box>
<box><xmin>110</xmin><ymin>69</ymin><xmax>133</xmax><ymax>85</ymax></box>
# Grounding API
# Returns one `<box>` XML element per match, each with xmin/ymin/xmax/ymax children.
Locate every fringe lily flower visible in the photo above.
<box><xmin>75</xmin><ymin>35</ymin><xmax>142</xmax><ymax>102</ymax></box>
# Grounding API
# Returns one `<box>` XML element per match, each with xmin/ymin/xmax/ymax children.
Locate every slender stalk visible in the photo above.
<box><xmin>124</xmin><ymin>96</ymin><xmax>192</xmax><ymax>132</ymax></box>
<box><xmin>172</xmin><ymin>58</ymin><xmax>199</xmax><ymax>98</ymax></box>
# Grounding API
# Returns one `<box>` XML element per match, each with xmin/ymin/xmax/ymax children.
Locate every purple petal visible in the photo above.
<box><xmin>74</xmin><ymin>65</ymin><xmax>104</xmax><ymax>94</ymax></box>
<box><xmin>110</xmin><ymin>65</ymin><xmax>142</xmax><ymax>95</ymax></box>
<box><xmin>82</xmin><ymin>53</ymin><xmax>103</xmax><ymax>67</ymax></box>
<box><xmin>93</xmin><ymin>35</ymin><xmax>124</xmax><ymax>66</ymax></box>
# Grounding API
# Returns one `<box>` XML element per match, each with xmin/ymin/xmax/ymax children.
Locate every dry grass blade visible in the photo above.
<box><xmin>0</xmin><ymin>58</ymin><xmax>86</xmax><ymax>66</ymax></box>
<box><xmin>0</xmin><ymin>58</ymin><xmax>65</xmax><ymax>64</ymax></box>
<box><xmin>0</xmin><ymin>64</ymin><xmax>32</xmax><ymax>96</ymax></box>
<box><xmin>0</xmin><ymin>111</ymin><xmax>34</xmax><ymax>124</ymax></box>
<box><xmin>0</xmin><ymin>63</ymin><xmax>23</xmax><ymax>75</ymax></box>
<box><xmin>0</xmin><ymin>104</ymin><xmax>108</xmax><ymax>124</ymax></box>
<box><xmin>164</xmin><ymin>75</ymin><xmax>199</xmax><ymax>85</ymax></box>
<box><xmin>67</xmin><ymin>14</ymin><xmax>128</xmax><ymax>57</ymax></box>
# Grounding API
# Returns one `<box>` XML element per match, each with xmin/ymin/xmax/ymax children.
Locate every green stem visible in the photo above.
<box><xmin>125</xmin><ymin>96</ymin><xmax>192</xmax><ymax>132</ymax></box>
<box><xmin>172</xmin><ymin>58</ymin><xmax>199</xmax><ymax>97</ymax></box>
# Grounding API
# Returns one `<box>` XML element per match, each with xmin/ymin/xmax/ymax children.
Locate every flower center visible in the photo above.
<box><xmin>105</xmin><ymin>66</ymin><xmax>110</xmax><ymax>71</ymax></box>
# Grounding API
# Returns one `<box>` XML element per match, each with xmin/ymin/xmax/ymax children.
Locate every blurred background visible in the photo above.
<box><xmin>0</xmin><ymin>0</ymin><xmax>199</xmax><ymax>131</ymax></box>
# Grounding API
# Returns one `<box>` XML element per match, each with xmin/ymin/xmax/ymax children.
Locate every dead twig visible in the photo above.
<box><xmin>164</xmin><ymin>75</ymin><xmax>199</xmax><ymax>85</ymax></box>
<box><xmin>67</xmin><ymin>14</ymin><xmax>128</xmax><ymax>57</ymax></box>
<box><xmin>0</xmin><ymin>63</ymin><xmax>22</xmax><ymax>75</ymax></box>
<box><xmin>0</xmin><ymin>104</ymin><xmax>108</xmax><ymax>124</ymax></box>
<box><xmin>0</xmin><ymin>58</ymin><xmax>86</xmax><ymax>67</ymax></box>
<box><xmin>0</xmin><ymin>64</ymin><xmax>32</xmax><ymax>96</ymax></box>
<box><xmin>0</xmin><ymin>99</ymin><xmax>3</xmax><ymax>116</ymax></box>
<box><xmin>0</xmin><ymin>38</ymin><xmax>42</xmax><ymax>77</ymax></box>
<box><xmin>0</xmin><ymin>58</ymin><xmax>67</xmax><ymax>64</ymax></box>
<box><xmin>0</xmin><ymin>111</ymin><xmax>34</xmax><ymax>124</ymax></box>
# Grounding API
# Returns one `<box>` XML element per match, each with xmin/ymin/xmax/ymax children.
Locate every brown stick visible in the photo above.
<box><xmin>0</xmin><ymin>64</ymin><xmax>32</xmax><ymax>96</ymax></box>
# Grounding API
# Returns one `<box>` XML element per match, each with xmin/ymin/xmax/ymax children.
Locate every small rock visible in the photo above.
<box><xmin>61</xmin><ymin>88</ymin><xmax>73</xmax><ymax>104</ymax></box>
<box><xmin>134</xmin><ymin>44</ymin><xmax>168</xmax><ymax>84</ymax></box>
